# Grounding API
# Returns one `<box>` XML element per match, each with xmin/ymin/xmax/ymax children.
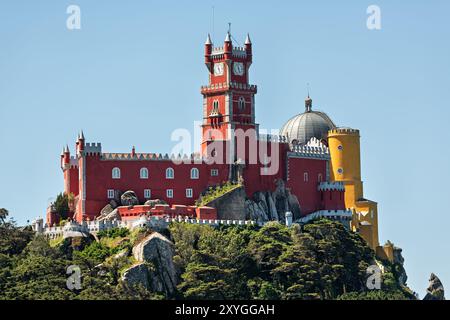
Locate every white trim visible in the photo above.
<box><xmin>190</xmin><ymin>168</ymin><xmax>199</xmax><ymax>179</ymax></box>
<box><xmin>186</xmin><ymin>188</ymin><xmax>193</xmax><ymax>198</ymax></box>
<box><xmin>166</xmin><ymin>167</ymin><xmax>174</xmax><ymax>179</ymax></box>
<box><xmin>166</xmin><ymin>189</ymin><xmax>174</xmax><ymax>198</ymax></box>
<box><xmin>112</xmin><ymin>167</ymin><xmax>121</xmax><ymax>179</ymax></box>
<box><xmin>107</xmin><ymin>189</ymin><xmax>115</xmax><ymax>199</ymax></box>
<box><xmin>140</xmin><ymin>167</ymin><xmax>149</xmax><ymax>179</ymax></box>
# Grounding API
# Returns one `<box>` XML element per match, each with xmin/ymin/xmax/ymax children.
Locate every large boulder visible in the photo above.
<box><xmin>97</xmin><ymin>209</ymin><xmax>121</xmax><ymax>222</ymax></box>
<box><xmin>109</xmin><ymin>199</ymin><xmax>120</xmax><ymax>209</ymax></box>
<box><xmin>128</xmin><ymin>232</ymin><xmax>177</xmax><ymax>295</ymax></box>
<box><xmin>423</xmin><ymin>273</ymin><xmax>445</xmax><ymax>300</ymax></box>
<box><xmin>121</xmin><ymin>190</ymin><xmax>139</xmax><ymax>206</ymax></box>
<box><xmin>266</xmin><ymin>192</ymin><xmax>279</xmax><ymax>221</ymax></box>
<box><xmin>245</xmin><ymin>199</ymin><xmax>268</xmax><ymax>223</ymax></box>
<box><xmin>99</xmin><ymin>204</ymin><xmax>114</xmax><ymax>216</ymax></box>
<box><xmin>287</xmin><ymin>192</ymin><xmax>301</xmax><ymax>220</ymax></box>
<box><xmin>122</xmin><ymin>263</ymin><xmax>150</xmax><ymax>290</ymax></box>
<box><xmin>144</xmin><ymin>199</ymin><xmax>168</xmax><ymax>208</ymax></box>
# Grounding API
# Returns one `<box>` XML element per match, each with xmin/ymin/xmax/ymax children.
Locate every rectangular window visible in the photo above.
<box><xmin>304</xmin><ymin>172</ymin><xmax>309</xmax><ymax>182</ymax></box>
<box><xmin>166</xmin><ymin>189</ymin><xmax>173</xmax><ymax>198</ymax></box>
<box><xmin>186</xmin><ymin>188</ymin><xmax>193</xmax><ymax>198</ymax></box>
<box><xmin>107</xmin><ymin>189</ymin><xmax>114</xmax><ymax>199</ymax></box>
<box><xmin>144</xmin><ymin>189</ymin><xmax>151</xmax><ymax>199</ymax></box>
<box><xmin>210</xmin><ymin>169</ymin><xmax>219</xmax><ymax>176</ymax></box>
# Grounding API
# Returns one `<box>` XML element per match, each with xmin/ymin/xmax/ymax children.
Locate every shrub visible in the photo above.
<box><xmin>97</xmin><ymin>227</ymin><xmax>130</xmax><ymax>239</ymax></box>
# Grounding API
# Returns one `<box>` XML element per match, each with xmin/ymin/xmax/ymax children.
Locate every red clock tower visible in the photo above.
<box><xmin>201</xmin><ymin>31</ymin><xmax>258</xmax><ymax>162</ymax></box>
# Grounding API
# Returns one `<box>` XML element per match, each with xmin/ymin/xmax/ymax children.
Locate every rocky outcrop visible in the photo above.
<box><xmin>122</xmin><ymin>232</ymin><xmax>177</xmax><ymax>296</ymax></box>
<box><xmin>144</xmin><ymin>199</ymin><xmax>168</xmax><ymax>208</ymax></box>
<box><xmin>393</xmin><ymin>247</ymin><xmax>407</xmax><ymax>286</ymax></box>
<box><xmin>204</xmin><ymin>180</ymin><xmax>301</xmax><ymax>224</ymax></box>
<box><xmin>245</xmin><ymin>199</ymin><xmax>268</xmax><ymax>223</ymax></box>
<box><xmin>244</xmin><ymin>180</ymin><xmax>301</xmax><ymax>224</ymax></box>
<box><xmin>423</xmin><ymin>273</ymin><xmax>445</xmax><ymax>300</ymax></box>
<box><xmin>100</xmin><ymin>204</ymin><xmax>114</xmax><ymax>216</ymax></box>
<box><xmin>122</xmin><ymin>263</ymin><xmax>150</xmax><ymax>290</ymax></box>
<box><xmin>97</xmin><ymin>209</ymin><xmax>120</xmax><ymax>222</ymax></box>
<box><xmin>121</xmin><ymin>190</ymin><xmax>139</xmax><ymax>206</ymax></box>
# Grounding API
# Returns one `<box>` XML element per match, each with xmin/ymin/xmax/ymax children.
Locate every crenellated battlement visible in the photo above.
<box><xmin>101</xmin><ymin>152</ymin><xmax>206</xmax><ymax>162</ymax></box>
<box><xmin>69</xmin><ymin>156</ymin><xmax>78</xmax><ymax>167</ymax></box>
<box><xmin>232</xmin><ymin>47</ymin><xmax>247</xmax><ymax>58</ymax></box>
<box><xmin>297</xmin><ymin>209</ymin><xmax>353</xmax><ymax>227</ymax></box>
<box><xmin>39</xmin><ymin>216</ymin><xmax>259</xmax><ymax>239</ymax></box>
<box><xmin>318</xmin><ymin>181</ymin><xmax>345</xmax><ymax>192</ymax></box>
<box><xmin>210</xmin><ymin>46</ymin><xmax>248</xmax><ymax>59</ymax></box>
<box><xmin>201</xmin><ymin>82</ymin><xmax>257</xmax><ymax>93</ymax></box>
<box><xmin>84</xmin><ymin>142</ymin><xmax>102</xmax><ymax>154</ymax></box>
<box><xmin>288</xmin><ymin>145</ymin><xmax>330</xmax><ymax>159</ymax></box>
<box><xmin>258</xmin><ymin>134</ymin><xmax>288</xmax><ymax>143</ymax></box>
<box><xmin>328</xmin><ymin>127</ymin><xmax>360</xmax><ymax>136</ymax></box>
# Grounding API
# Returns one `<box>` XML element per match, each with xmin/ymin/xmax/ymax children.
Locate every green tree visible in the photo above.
<box><xmin>0</xmin><ymin>208</ymin><xmax>9</xmax><ymax>224</ymax></box>
<box><xmin>54</xmin><ymin>193</ymin><xmax>70</xmax><ymax>220</ymax></box>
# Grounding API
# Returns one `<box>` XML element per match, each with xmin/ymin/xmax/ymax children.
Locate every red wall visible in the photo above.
<box><xmin>82</xmin><ymin>155</ymin><xmax>229</xmax><ymax>218</ymax></box>
<box><xmin>286</xmin><ymin>157</ymin><xmax>327</xmax><ymax>216</ymax></box>
<box><xmin>321</xmin><ymin>189</ymin><xmax>346</xmax><ymax>211</ymax></box>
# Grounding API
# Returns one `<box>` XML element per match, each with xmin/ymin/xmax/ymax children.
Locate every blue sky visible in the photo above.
<box><xmin>0</xmin><ymin>0</ymin><xmax>449</xmax><ymax>298</ymax></box>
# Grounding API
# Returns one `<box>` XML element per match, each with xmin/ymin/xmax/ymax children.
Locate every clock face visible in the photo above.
<box><xmin>213</xmin><ymin>63</ymin><xmax>224</xmax><ymax>76</ymax></box>
<box><xmin>233</xmin><ymin>62</ymin><xmax>244</xmax><ymax>76</ymax></box>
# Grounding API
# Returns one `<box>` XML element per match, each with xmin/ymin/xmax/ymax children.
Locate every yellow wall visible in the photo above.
<box><xmin>328</xmin><ymin>128</ymin><xmax>380</xmax><ymax>249</ymax></box>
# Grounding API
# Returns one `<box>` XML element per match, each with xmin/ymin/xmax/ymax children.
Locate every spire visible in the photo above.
<box><xmin>205</xmin><ymin>33</ymin><xmax>212</xmax><ymax>45</ymax></box>
<box><xmin>61</xmin><ymin>147</ymin><xmax>65</xmax><ymax>156</ymax></box>
<box><xmin>245</xmin><ymin>33</ymin><xmax>251</xmax><ymax>45</ymax></box>
<box><xmin>79</xmin><ymin>130</ymin><xmax>85</xmax><ymax>140</ymax></box>
<box><xmin>64</xmin><ymin>144</ymin><xmax>70</xmax><ymax>153</ymax></box>
<box><xmin>224</xmin><ymin>31</ymin><xmax>231</xmax><ymax>42</ymax></box>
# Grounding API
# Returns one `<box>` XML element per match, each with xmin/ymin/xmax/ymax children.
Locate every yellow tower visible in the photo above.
<box><xmin>328</xmin><ymin>128</ymin><xmax>380</xmax><ymax>250</ymax></box>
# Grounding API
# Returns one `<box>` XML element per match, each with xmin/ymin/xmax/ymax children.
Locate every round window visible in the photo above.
<box><xmin>337</xmin><ymin>145</ymin><xmax>343</xmax><ymax>151</ymax></box>
<box><xmin>337</xmin><ymin>168</ymin><xmax>344</xmax><ymax>175</ymax></box>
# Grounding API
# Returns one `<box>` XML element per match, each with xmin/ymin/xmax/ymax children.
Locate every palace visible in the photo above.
<box><xmin>46</xmin><ymin>30</ymin><xmax>392</xmax><ymax>259</ymax></box>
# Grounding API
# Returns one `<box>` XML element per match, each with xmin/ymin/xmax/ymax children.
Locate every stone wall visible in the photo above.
<box><xmin>205</xmin><ymin>186</ymin><xmax>247</xmax><ymax>220</ymax></box>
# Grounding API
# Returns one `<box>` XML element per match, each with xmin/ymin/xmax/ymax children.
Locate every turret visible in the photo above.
<box><xmin>77</xmin><ymin>130</ymin><xmax>85</xmax><ymax>154</ymax></box>
<box><xmin>224</xmin><ymin>31</ymin><xmax>232</xmax><ymax>59</ymax></box>
<box><xmin>245</xmin><ymin>33</ymin><xmax>252</xmax><ymax>63</ymax></box>
<box><xmin>60</xmin><ymin>147</ymin><xmax>65</xmax><ymax>168</ymax></box>
<box><xmin>204</xmin><ymin>34</ymin><xmax>212</xmax><ymax>66</ymax></box>
<box><xmin>61</xmin><ymin>145</ymin><xmax>70</xmax><ymax>169</ymax></box>
<box><xmin>63</xmin><ymin>145</ymin><xmax>70</xmax><ymax>165</ymax></box>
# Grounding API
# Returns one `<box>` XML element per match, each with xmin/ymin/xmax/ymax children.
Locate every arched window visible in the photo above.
<box><xmin>190</xmin><ymin>168</ymin><xmax>199</xmax><ymax>179</ymax></box>
<box><xmin>112</xmin><ymin>167</ymin><xmax>121</xmax><ymax>179</ymax></box>
<box><xmin>303</xmin><ymin>172</ymin><xmax>309</xmax><ymax>182</ymax></box>
<box><xmin>209</xmin><ymin>100</ymin><xmax>219</xmax><ymax>115</ymax></box>
<box><xmin>166</xmin><ymin>167</ymin><xmax>174</xmax><ymax>179</ymax></box>
<box><xmin>318</xmin><ymin>173</ymin><xmax>323</xmax><ymax>182</ymax></box>
<box><xmin>140</xmin><ymin>167</ymin><xmax>148</xmax><ymax>179</ymax></box>
<box><xmin>238</xmin><ymin>97</ymin><xmax>245</xmax><ymax>110</ymax></box>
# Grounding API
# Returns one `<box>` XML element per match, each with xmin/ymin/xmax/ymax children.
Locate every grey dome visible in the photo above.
<box><xmin>280</xmin><ymin>97</ymin><xmax>335</xmax><ymax>146</ymax></box>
